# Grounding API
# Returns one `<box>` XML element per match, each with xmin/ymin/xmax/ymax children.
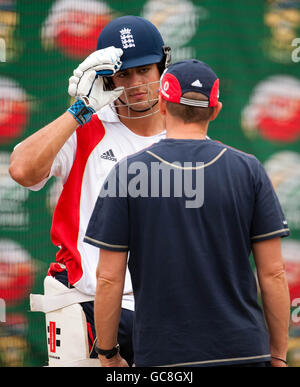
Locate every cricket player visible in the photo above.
<box><xmin>85</xmin><ymin>59</ymin><xmax>291</xmax><ymax>367</ymax></box>
<box><xmin>9</xmin><ymin>16</ymin><xmax>171</xmax><ymax>366</ymax></box>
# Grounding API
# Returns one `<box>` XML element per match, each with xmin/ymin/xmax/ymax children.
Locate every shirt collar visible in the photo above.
<box><xmin>96</xmin><ymin>104</ymin><xmax>120</xmax><ymax>123</ymax></box>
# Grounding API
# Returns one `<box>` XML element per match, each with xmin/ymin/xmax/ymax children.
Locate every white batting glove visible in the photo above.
<box><xmin>67</xmin><ymin>46</ymin><xmax>124</xmax><ymax>125</ymax></box>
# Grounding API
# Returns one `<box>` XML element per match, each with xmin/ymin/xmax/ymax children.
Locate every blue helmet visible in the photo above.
<box><xmin>97</xmin><ymin>15</ymin><xmax>170</xmax><ymax>71</ymax></box>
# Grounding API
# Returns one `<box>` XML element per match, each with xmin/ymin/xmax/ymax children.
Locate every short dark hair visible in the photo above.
<box><xmin>165</xmin><ymin>92</ymin><xmax>215</xmax><ymax>123</ymax></box>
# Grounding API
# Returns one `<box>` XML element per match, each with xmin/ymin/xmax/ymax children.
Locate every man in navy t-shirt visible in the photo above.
<box><xmin>84</xmin><ymin>60</ymin><xmax>291</xmax><ymax>367</ymax></box>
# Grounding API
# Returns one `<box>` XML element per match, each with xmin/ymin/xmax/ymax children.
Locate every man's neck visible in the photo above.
<box><xmin>166</xmin><ymin>120</ymin><xmax>208</xmax><ymax>140</ymax></box>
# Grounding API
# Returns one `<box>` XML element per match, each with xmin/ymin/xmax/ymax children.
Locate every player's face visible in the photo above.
<box><xmin>112</xmin><ymin>64</ymin><xmax>160</xmax><ymax>114</ymax></box>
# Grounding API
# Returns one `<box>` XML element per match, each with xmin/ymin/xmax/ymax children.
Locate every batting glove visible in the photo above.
<box><xmin>67</xmin><ymin>46</ymin><xmax>124</xmax><ymax>126</ymax></box>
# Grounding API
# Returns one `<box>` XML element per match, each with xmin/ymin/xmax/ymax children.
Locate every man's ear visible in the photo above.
<box><xmin>159</xmin><ymin>95</ymin><xmax>167</xmax><ymax>116</ymax></box>
<box><xmin>210</xmin><ymin>101</ymin><xmax>222</xmax><ymax>121</ymax></box>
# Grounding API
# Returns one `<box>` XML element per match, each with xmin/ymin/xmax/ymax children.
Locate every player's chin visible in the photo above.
<box><xmin>128</xmin><ymin>94</ymin><xmax>148</xmax><ymax>104</ymax></box>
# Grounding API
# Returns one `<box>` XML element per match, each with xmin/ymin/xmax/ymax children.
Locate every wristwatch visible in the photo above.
<box><xmin>94</xmin><ymin>340</ymin><xmax>120</xmax><ymax>359</ymax></box>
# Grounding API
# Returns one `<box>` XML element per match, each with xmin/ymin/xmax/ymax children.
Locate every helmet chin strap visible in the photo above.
<box><xmin>117</xmin><ymin>96</ymin><xmax>158</xmax><ymax>113</ymax></box>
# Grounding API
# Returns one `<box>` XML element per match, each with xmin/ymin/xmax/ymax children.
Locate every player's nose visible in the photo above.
<box><xmin>128</xmin><ymin>70</ymin><xmax>144</xmax><ymax>87</ymax></box>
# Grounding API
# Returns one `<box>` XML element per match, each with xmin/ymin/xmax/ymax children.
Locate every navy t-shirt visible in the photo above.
<box><xmin>84</xmin><ymin>139</ymin><xmax>289</xmax><ymax>367</ymax></box>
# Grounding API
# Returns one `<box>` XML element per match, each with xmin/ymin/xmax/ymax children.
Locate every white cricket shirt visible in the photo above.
<box><xmin>29</xmin><ymin>105</ymin><xmax>165</xmax><ymax>310</ymax></box>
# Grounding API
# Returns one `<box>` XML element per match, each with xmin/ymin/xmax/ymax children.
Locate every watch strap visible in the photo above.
<box><xmin>94</xmin><ymin>340</ymin><xmax>120</xmax><ymax>359</ymax></box>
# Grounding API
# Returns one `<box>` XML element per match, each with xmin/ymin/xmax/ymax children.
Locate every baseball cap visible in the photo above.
<box><xmin>97</xmin><ymin>16</ymin><xmax>165</xmax><ymax>71</ymax></box>
<box><xmin>160</xmin><ymin>59</ymin><xmax>219</xmax><ymax>107</ymax></box>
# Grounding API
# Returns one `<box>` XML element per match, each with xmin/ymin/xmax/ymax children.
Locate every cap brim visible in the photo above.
<box><xmin>120</xmin><ymin>54</ymin><xmax>163</xmax><ymax>70</ymax></box>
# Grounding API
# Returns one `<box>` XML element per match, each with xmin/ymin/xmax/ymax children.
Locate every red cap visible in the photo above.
<box><xmin>160</xmin><ymin>59</ymin><xmax>219</xmax><ymax>107</ymax></box>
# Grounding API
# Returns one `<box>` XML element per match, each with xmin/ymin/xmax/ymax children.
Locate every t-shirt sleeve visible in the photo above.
<box><xmin>84</xmin><ymin>164</ymin><xmax>129</xmax><ymax>252</ymax></box>
<box><xmin>27</xmin><ymin>132</ymin><xmax>77</xmax><ymax>191</ymax></box>
<box><xmin>250</xmin><ymin>159</ymin><xmax>290</xmax><ymax>243</ymax></box>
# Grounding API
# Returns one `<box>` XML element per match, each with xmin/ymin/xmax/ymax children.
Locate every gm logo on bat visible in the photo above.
<box><xmin>0</xmin><ymin>298</ymin><xmax>5</xmax><ymax>323</ymax></box>
<box><xmin>292</xmin><ymin>38</ymin><xmax>300</xmax><ymax>63</ymax></box>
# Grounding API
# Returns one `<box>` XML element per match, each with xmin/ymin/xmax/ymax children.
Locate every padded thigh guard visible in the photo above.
<box><xmin>30</xmin><ymin>276</ymin><xmax>99</xmax><ymax>367</ymax></box>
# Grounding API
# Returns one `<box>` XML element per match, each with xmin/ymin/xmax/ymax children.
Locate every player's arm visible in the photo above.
<box><xmin>94</xmin><ymin>249</ymin><xmax>129</xmax><ymax>367</ymax></box>
<box><xmin>9</xmin><ymin>112</ymin><xmax>78</xmax><ymax>187</ymax></box>
<box><xmin>84</xmin><ymin>164</ymin><xmax>129</xmax><ymax>366</ymax></box>
<box><xmin>252</xmin><ymin>237</ymin><xmax>290</xmax><ymax>367</ymax></box>
<box><xmin>9</xmin><ymin>46</ymin><xmax>124</xmax><ymax>187</ymax></box>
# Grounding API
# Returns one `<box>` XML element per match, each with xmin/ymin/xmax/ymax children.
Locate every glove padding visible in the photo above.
<box><xmin>68</xmin><ymin>46</ymin><xmax>124</xmax><ymax>112</ymax></box>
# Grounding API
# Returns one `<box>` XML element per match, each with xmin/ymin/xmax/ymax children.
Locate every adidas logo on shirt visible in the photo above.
<box><xmin>100</xmin><ymin>149</ymin><xmax>117</xmax><ymax>162</ymax></box>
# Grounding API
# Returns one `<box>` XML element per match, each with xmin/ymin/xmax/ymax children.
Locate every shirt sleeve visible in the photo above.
<box><xmin>84</xmin><ymin>164</ymin><xmax>130</xmax><ymax>252</ymax></box>
<box><xmin>250</xmin><ymin>159</ymin><xmax>290</xmax><ymax>243</ymax></box>
<box><xmin>27</xmin><ymin>132</ymin><xmax>77</xmax><ymax>191</ymax></box>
